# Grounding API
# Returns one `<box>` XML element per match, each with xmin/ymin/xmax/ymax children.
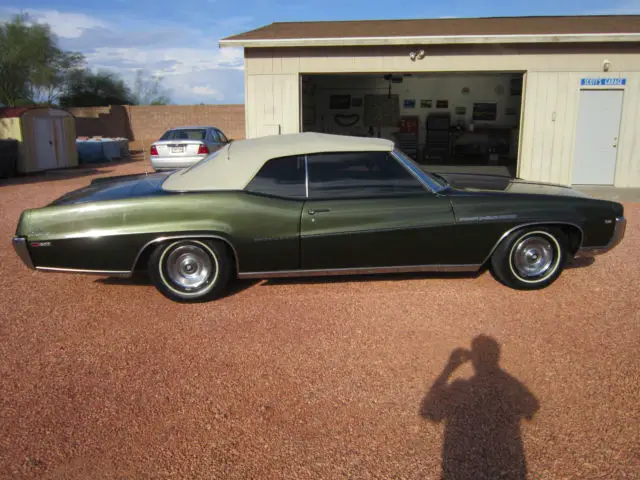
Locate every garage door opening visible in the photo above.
<box><xmin>300</xmin><ymin>72</ymin><xmax>524</xmax><ymax>178</ymax></box>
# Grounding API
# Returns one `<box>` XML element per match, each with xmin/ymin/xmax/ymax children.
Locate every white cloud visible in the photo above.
<box><xmin>85</xmin><ymin>45</ymin><xmax>244</xmax><ymax>75</ymax></box>
<box><xmin>192</xmin><ymin>86</ymin><xmax>223</xmax><ymax>99</ymax></box>
<box><xmin>0</xmin><ymin>7</ymin><xmax>106</xmax><ymax>38</ymax></box>
<box><xmin>0</xmin><ymin>7</ymin><xmax>250</xmax><ymax>104</ymax></box>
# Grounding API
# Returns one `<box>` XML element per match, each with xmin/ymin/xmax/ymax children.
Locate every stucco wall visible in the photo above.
<box><xmin>0</xmin><ymin>118</ymin><xmax>22</xmax><ymax>142</ymax></box>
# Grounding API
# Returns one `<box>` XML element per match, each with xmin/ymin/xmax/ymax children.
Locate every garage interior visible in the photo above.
<box><xmin>301</xmin><ymin>72</ymin><xmax>524</xmax><ymax>177</ymax></box>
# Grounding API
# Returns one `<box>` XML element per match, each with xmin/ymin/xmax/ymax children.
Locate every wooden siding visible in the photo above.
<box><xmin>246</xmin><ymin>74</ymin><xmax>299</xmax><ymax>137</ymax></box>
<box><xmin>245</xmin><ymin>44</ymin><xmax>640</xmax><ymax>187</ymax></box>
<box><xmin>519</xmin><ymin>71</ymin><xmax>640</xmax><ymax>187</ymax></box>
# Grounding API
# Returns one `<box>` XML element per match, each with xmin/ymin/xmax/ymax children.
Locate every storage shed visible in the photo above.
<box><xmin>0</xmin><ymin>106</ymin><xmax>78</xmax><ymax>174</ymax></box>
<box><xmin>221</xmin><ymin>14</ymin><xmax>640</xmax><ymax>188</ymax></box>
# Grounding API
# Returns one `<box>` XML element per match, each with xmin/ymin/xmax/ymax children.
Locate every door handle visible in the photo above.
<box><xmin>308</xmin><ymin>208</ymin><xmax>330</xmax><ymax>215</ymax></box>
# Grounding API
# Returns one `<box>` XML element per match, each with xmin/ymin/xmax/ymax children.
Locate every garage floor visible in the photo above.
<box><xmin>1</xmin><ymin>161</ymin><xmax>639</xmax><ymax>479</ymax></box>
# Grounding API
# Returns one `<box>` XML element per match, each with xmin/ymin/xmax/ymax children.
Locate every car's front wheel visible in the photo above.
<box><xmin>148</xmin><ymin>239</ymin><xmax>232</xmax><ymax>302</ymax></box>
<box><xmin>490</xmin><ymin>227</ymin><xmax>567</xmax><ymax>290</ymax></box>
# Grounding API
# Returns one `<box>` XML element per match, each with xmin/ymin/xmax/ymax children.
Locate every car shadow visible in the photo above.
<box><xmin>261</xmin><ymin>270</ymin><xmax>483</xmax><ymax>287</ymax></box>
<box><xmin>95</xmin><ymin>275</ymin><xmax>259</xmax><ymax>298</ymax></box>
<box><xmin>0</xmin><ymin>154</ymin><xmax>146</xmax><ymax>187</ymax></box>
<box><xmin>565</xmin><ymin>256</ymin><xmax>595</xmax><ymax>269</ymax></box>
<box><xmin>419</xmin><ymin>335</ymin><xmax>540</xmax><ymax>480</ymax></box>
<box><xmin>0</xmin><ymin>167</ymin><xmax>113</xmax><ymax>186</ymax></box>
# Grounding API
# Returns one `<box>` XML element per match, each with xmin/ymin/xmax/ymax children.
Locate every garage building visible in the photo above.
<box><xmin>220</xmin><ymin>15</ymin><xmax>640</xmax><ymax>188</ymax></box>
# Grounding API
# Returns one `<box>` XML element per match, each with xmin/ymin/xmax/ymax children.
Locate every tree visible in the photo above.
<box><xmin>59</xmin><ymin>69</ymin><xmax>134</xmax><ymax>107</ymax></box>
<box><xmin>131</xmin><ymin>69</ymin><xmax>171</xmax><ymax>105</ymax></box>
<box><xmin>0</xmin><ymin>13</ymin><xmax>84</xmax><ymax>106</ymax></box>
<box><xmin>29</xmin><ymin>51</ymin><xmax>85</xmax><ymax>105</ymax></box>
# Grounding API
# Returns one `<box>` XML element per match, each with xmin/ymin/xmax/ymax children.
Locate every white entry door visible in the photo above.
<box><xmin>572</xmin><ymin>89</ymin><xmax>623</xmax><ymax>185</ymax></box>
<box><xmin>33</xmin><ymin>118</ymin><xmax>58</xmax><ymax>170</ymax></box>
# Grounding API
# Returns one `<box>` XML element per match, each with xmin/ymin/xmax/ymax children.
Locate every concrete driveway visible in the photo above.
<box><xmin>1</xmin><ymin>161</ymin><xmax>638</xmax><ymax>479</ymax></box>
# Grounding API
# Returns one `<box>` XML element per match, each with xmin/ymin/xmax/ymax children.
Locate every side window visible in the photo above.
<box><xmin>209</xmin><ymin>130</ymin><xmax>220</xmax><ymax>143</ymax></box>
<box><xmin>217</xmin><ymin>130</ymin><xmax>228</xmax><ymax>143</ymax></box>
<box><xmin>307</xmin><ymin>151</ymin><xmax>427</xmax><ymax>199</ymax></box>
<box><xmin>245</xmin><ymin>155</ymin><xmax>306</xmax><ymax>199</ymax></box>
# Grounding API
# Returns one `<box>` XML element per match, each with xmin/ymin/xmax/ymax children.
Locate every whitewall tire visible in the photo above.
<box><xmin>148</xmin><ymin>239</ymin><xmax>232</xmax><ymax>302</ymax></box>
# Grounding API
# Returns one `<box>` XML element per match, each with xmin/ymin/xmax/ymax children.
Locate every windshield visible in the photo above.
<box><xmin>160</xmin><ymin>128</ymin><xmax>207</xmax><ymax>141</ymax></box>
<box><xmin>392</xmin><ymin>148</ymin><xmax>448</xmax><ymax>192</ymax></box>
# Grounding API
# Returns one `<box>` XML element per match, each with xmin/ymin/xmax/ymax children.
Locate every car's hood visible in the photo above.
<box><xmin>431</xmin><ymin>172</ymin><xmax>591</xmax><ymax>198</ymax></box>
<box><xmin>49</xmin><ymin>172</ymin><xmax>174</xmax><ymax>206</ymax></box>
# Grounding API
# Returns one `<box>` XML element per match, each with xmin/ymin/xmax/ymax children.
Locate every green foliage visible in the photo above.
<box><xmin>0</xmin><ymin>13</ymin><xmax>84</xmax><ymax>106</ymax></box>
<box><xmin>59</xmin><ymin>69</ymin><xmax>135</xmax><ymax>107</ymax></box>
<box><xmin>0</xmin><ymin>13</ymin><xmax>172</xmax><ymax>108</ymax></box>
<box><xmin>131</xmin><ymin>69</ymin><xmax>171</xmax><ymax>105</ymax></box>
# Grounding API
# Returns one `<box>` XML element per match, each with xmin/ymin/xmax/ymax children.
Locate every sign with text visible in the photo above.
<box><xmin>580</xmin><ymin>78</ymin><xmax>627</xmax><ymax>86</ymax></box>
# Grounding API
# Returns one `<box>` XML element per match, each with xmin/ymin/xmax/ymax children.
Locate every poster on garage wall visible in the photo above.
<box><xmin>363</xmin><ymin>94</ymin><xmax>400</xmax><ymax>126</ymax></box>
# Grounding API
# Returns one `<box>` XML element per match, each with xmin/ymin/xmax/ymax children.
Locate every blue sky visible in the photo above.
<box><xmin>1</xmin><ymin>0</ymin><xmax>639</xmax><ymax>104</ymax></box>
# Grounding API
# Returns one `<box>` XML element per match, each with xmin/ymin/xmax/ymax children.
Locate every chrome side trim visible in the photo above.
<box><xmin>575</xmin><ymin>216</ymin><xmax>626</xmax><ymax>257</ymax></box>
<box><xmin>300</xmin><ymin>222</ymin><xmax>456</xmax><ymax>239</ymax></box>
<box><xmin>130</xmin><ymin>234</ymin><xmax>241</xmax><ymax>274</ymax></box>
<box><xmin>12</xmin><ymin>237</ymin><xmax>35</xmax><ymax>269</ymax></box>
<box><xmin>479</xmin><ymin>221</ymin><xmax>585</xmax><ymax>266</ymax></box>
<box><xmin>36</xmin><ymin>266</ymin><xmax>131</xmax><ymax>277</ymax></box>
<box><xmin>237</xmin><ymin>263</ymin><xmax>480</xmax><ymax>279</ymax></box>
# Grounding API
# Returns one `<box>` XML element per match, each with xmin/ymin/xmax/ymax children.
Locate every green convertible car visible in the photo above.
<box><xmin>13</xmin><ymin>132</ymin><xmax>626</xmax><ymax>302</ymax></box>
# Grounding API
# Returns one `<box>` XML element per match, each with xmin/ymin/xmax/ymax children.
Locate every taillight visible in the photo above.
<box><xmin>150</xmin><ymin>145</ymin><xmax>158</xmax><ymax>156</ymax></box>
<box><xmin>197</xmin><ymin>144</ymin><xmax>209</xmax><ymax>155</ymax></box>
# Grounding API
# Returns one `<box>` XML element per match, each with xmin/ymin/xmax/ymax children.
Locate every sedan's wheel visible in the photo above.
<box><xmin>490</xmin><ymin>227</ymin><xmax>567</xmax><ymax>290</ymax></box>
<box><xmin>148</xmin><ymin>239</ymin><xmax>232</xmax><ymax>302</ymax></box>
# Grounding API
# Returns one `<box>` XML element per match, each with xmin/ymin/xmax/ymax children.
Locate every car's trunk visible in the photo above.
<box><xmin>154</xmin><ymin>140</ymin><xmax>204</xmax><ymax>157</ymax></box>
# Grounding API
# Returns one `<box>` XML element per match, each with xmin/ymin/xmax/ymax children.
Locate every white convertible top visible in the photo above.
<box><xmin>161</xmin><ymin>132</ymin><xmax>395</xmax><ymax>192</ymax></box>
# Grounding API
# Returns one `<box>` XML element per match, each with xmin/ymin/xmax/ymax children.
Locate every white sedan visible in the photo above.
<box><xmin>149</xmin><ymin>126</ymin><xmax>231</xmax><ymax>171</ymax></box>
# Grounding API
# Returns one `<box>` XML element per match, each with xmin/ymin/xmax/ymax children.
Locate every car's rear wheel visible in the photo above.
<box><xmin>490</xmin><ymin>227</ymin><xmax>567</xmax><ymax>290</ymax></box>
<box><xmin>148</xmin><ymin>239</ymin><xmax>232</xmax><ymax>302</ymax></box>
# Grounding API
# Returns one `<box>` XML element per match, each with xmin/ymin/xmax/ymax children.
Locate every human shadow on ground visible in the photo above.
<box><xmin>420</xmin><ymin>335</ymin><xmax>540</xmax><ymax>480</ymax></box>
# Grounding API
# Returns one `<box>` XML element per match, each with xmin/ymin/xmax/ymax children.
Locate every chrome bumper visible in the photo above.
<box><xmin>12</xmin><ymin>237</ymin><xmax>35</xmax><ymax>269</ymax></box>
<box><xmin>575</xmin><ymin>217</ymin><xmax>626</xmax><ymax>257</ymax></box>
<box><xmin>150</xmin><ymin>155</ymin><xmax>204</xmax><ymax>171</ymax></box>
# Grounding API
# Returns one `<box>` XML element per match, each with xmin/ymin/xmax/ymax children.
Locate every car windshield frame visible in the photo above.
<box><xmin>390</xmin><ymin>148</ymin><xmax>448</xmax><ymax>193</ymax></box>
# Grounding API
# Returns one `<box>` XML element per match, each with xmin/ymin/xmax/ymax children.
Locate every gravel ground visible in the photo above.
<box><xmin>1</xmin><ymin>161</ymin><xmax>639</xmax><ymax>479</ymax></box>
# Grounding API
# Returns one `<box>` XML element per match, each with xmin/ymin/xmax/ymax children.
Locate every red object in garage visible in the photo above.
<box><xmin>398</xmin><ymin>116</ymin><xmax>419</xmax><ymax>134</ymax></box>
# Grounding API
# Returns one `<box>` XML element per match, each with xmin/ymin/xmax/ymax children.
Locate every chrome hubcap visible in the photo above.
<box><xmin>166</xmin><ymin>245</ymin><xmax>213</xmax><ymax>290</ymax></box>
<box><xmin>512</xmin><ymin>236</ymin><xmax>555</xmax><ymax>278</ymax></box>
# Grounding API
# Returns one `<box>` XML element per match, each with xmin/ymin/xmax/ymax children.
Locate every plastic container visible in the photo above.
<box><xmin>76</xmin><ymin>137</ymin><xmax>131</xmax><ymax>164</ymax></box>
<box><xmin>76</xmin><ymin>139</ymin><xmax>108</xmax><ymax>164</ymax></box>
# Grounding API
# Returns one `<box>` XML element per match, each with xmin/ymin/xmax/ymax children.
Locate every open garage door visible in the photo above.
<box><xmin>300</xmin><ymin>72</ymin><xmax>524</xmax><ymax>178</ymax></box>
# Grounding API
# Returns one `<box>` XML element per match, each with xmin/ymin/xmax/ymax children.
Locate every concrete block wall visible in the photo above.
<box><xmin>128</xmin><ymin>105</ymin><xmax>245</xmax><ymax>151</ymax></box>
<box><xmin>69</xmin><ymin>104</ymin><xmax>246</xmax><ymax>152</ymax></box>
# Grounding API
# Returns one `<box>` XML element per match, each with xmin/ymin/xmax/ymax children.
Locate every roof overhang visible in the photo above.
<box><xmin>219</xmin><ymin>33</ymin><xmax>640</xmax><ymax>48</ymax></box>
